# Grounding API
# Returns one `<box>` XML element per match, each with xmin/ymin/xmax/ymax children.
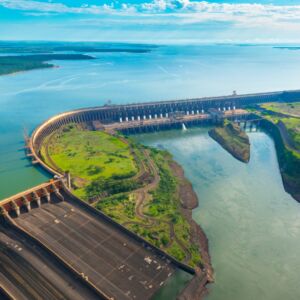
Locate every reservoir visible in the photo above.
<box><xmin>1</xmin><ymin>44</ymin><xmax>300</xmax><ymax>299</ymax></box>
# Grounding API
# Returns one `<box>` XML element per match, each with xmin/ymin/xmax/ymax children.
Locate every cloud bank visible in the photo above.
<box><xmin>1</xmin><ymin>0</ymin><xmax>300</xmax><ymax>42</ymax></box>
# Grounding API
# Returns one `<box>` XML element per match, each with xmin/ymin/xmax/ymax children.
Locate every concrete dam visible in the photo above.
<box><xmin>29</xmin><ymin>89</ymin><xmax>300</xmax><ymax>160</ymax></box>
<box><xmin>1</xmin><ymin>89</ymin><xmax>299</xmax><ymax>299</ymax></box>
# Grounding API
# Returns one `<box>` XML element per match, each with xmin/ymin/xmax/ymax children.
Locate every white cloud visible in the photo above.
<box><xmin>2</xmin><ymin>0</ymin><xmax>300</xmax><ymax>40</ymax></box>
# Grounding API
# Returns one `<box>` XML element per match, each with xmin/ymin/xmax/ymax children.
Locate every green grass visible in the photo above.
<box><xmin>257</xmin><ymin>111</ymin><xmax>300</xmax><ymax>153</ymax></box>
<box><xmin>280</xmin><ymin>118</ymin><xmax>300</xmax><ymax>151</ymax></box>
<box><xmin>209</xmin><ymin>121</ymin><xmax>250</xmax><ymax>162</ymax></box>
<box><xmin>144</xmin><ymin>149</ymin><xmax>201</xmax><ymax>265</ymax></box>
<box><xmin>41</xmin><ymin>124</ymin><xmax>138</xmax><ymax>199</ymax></box>
<box><xmin>261</xmin><ymin>102</ymin><xmax>300</xmax><ymax>117</ymax></box>
<box><xmin>41</xmin><ymin>124</ymin><xmax>202</xmax><ymax>267</ymax></box>
<box><xmin>253</xmin><ymin>105</ymin><xmax>300</xmax><ymax>200</ymax></box>
<box><xmin>96</xmin><ymin>193</ymin><xmax>142</xmax><ymax>223</ymax></box>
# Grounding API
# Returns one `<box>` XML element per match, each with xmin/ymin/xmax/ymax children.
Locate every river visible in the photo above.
<box><xmin>0</xmin><ymin>44</ymin><xmax>300</xmax><ymax>299</ymax></box>
<box><xmin>135</xmin><ymin>128</ymin><xmax>300</xmax><ymax>300</ymax></box>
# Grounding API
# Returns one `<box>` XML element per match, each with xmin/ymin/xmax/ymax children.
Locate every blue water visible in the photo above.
<box><xmin>2</xmin><ymin>44</ymin><xmax>300</xmax><ymax>199</ymax></box>
<box><xmin>1</xmin><ymin>43</ymin><xmax>300</xmax><ymax>299</ymax></box>
<box><xmin>135</xmin><ymin>128</ymin><xmax>300</xmax><ymax>300</ymax></box>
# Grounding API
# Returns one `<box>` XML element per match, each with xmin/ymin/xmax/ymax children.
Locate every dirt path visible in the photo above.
<box><xmin>122</xmin><ymin>149</ymin><xmax>192</xmax><ymax>264</ymax></box>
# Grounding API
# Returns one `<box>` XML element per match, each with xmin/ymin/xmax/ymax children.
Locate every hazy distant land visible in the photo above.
<box><xmin>0</xmin><ymin>41</ymin><xmax>154</xmax><ymax>75</ymax></box>
<box><xmin>0</xmin><ymin>54</ymin><xmax>95</xmax><ymax>76</ymax></box>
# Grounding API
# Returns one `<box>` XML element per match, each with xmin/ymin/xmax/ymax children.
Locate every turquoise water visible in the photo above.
<box><xmin>135</xmin><ymin>128</ymin><xmax>300</xmax><ymax>300</ymax></box>
<box><xmin>1</xmin><ymin>44</ymin><xmax>300</xmax><ymax>299</ymax></box>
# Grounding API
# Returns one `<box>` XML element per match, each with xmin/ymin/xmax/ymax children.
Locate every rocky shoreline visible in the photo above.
<box><xmin>169</xmin><ymin>161</ymin><xmax>213</xmax><ymax>299</ymax></box>
<box><xmin>259</xmin><ymin>119</ymin><xmax>300</xmax><ymax>202</ymax></box>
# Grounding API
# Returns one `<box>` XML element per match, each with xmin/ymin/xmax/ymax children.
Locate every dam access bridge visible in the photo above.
<box><xmin>1</xmin><ymin>89</ymin><xmax>299</xmax><ymax>299</ymax></box>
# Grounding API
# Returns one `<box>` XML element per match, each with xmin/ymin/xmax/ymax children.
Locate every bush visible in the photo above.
<box><xmin>86</xmin><ymin>165</ymin><xmax>103</xmax><ymax>176</ymax></box>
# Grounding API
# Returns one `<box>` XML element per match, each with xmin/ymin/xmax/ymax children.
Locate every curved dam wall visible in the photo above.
<box><xmin>29</xmin><ymin>89</ymin><xmax>300</xmax><ymax>174</ymax></box>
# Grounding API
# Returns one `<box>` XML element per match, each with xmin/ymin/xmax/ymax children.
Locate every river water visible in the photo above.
<box><xmin>135</xmin><ymin>128</ymin><xmax>300</xmax><ymax>300</ymax></box>
<box><xmin>1</xmin><ymin>44</ymin><xmax>300</xmax><ymax>299</ymax></box>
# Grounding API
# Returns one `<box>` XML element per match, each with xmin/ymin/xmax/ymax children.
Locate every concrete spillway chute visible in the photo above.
<box><xmin>22</xmin><ymin>196</ymin><xmax>31</xmax><ymax>212</ymax></box>
<box><xmin>51</xmin><ymin>184</ymin><xmax>64</xmax><ymax>202</ymax></box>
<box><xmin>42</xmin><ymin>188</ymin><xmax>51</xmax><ymax>203</ymax></box>
<box><xmin>31</xmin><ymin>191</ymin><xmax>41</xmax><ymax>207</ymax></box>
<box><xmin>11</xmin><ymin>201</ymin><xmax>20</xmax><ymax>217</ymax></box>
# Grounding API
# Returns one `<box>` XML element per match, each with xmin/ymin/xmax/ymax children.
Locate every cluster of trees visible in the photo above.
<box><xmin>86</xmin><ymin>177</ymin><xmax>140</xmax><ymax>198</ymax></box>
<box><xmin>0</xmin><ymin>54</ymin><xmax>93</xmax><ymax>75</ymax></box>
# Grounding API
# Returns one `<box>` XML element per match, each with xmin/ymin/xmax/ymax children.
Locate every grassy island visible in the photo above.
<box><xmin>209</xmin><ymin>120</ymin><xmax>250</xmax><ymax>163</ymax></box>
<box><xmin>254</xmin><ymin>102</ymin><xmax>300</xmax><ymax>202</ymax></box>
<box><xmin>39</xmin><ymin>124</ymin><xmax>204</xmax><ymax>267</ymax></box>
<box><xmin>0</xmin><ymin>54</ymin><xmax>94</xmax><ymax>76</ymax></box>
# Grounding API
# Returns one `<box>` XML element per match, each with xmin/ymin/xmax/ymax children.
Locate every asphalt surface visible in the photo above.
<box><xmin>14</xmin><ymin>194</ymin><xmax>176</xmax><ymax>300</ymax></box>
<box><xmin>0</xmin><ymin>222</ymin><xmax>103</xmax><ymax>300</ymax></box>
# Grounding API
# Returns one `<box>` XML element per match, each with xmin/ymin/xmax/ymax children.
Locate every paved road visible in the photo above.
<box><xmin>0</xmin><ymin>222</ymin><xmax>103</xmax><ymax>300</ymax></box>
<box><xmin>14</xmin><ymin>193</ymin><xmax>176</xmax><ymax>300</ymax></box>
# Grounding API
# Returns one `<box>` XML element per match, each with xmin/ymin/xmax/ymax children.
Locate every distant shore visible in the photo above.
<box><xmin>0</xmin><ymin>54</ymin><xmax>95</xmax><ymax>76</ymax></box>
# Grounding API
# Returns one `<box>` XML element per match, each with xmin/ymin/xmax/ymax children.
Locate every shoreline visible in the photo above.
<box><xmin>208</xmin><ymin>123</ymin><xmax>250</xmax><ymax>163</ymax></box>
<box><xmin>169</xmin><ymin>160</ymin><xmax>213</xmax><ymax>299</ymax></box>
<box><xmin>259</xmin><ymin>119</ymin><xmax>300</xmax><ymax>202</ymax></box>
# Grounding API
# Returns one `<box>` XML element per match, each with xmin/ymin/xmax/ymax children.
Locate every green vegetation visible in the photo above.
<box><xmin>96</xmin><ymin>193</ymin><xmax>141</xmax><ymax>223</ymax></box>
<box><xmin>261</xmin><ymin>102</ymin><xmax>300</xmax><ymax>117</ymax></box>
<box><xmin>0</xmin><ymin>41</ymin><xmax>155</xmax><ymax>54</ymax></box>
<box><xmin>41</xmin><ymin>124</ymin><xmax>202</xmax><ymax>267</ymax></box>
<box><xmin>40</xmin><ymin>124</ymin><xmax>138</xmax><ymax>200</ymax></box>
<box><xmin>0</xmin><ymin>54</ymin><xmax>94</xmax><ymax>76</ymax></box>
<box><xmin>96</xmin><ymin>147</ymin><xmax>202</xmax><ymax>266</ymax></box>
<box><xmin>209</xmin><ymin>120</ymin><xmax>250</xmax><ymax>163</ymax></box>
<box><xmin>256</xmin><ymin>103</ymin><xmax>300</xmax><ymax>201</ymax></box>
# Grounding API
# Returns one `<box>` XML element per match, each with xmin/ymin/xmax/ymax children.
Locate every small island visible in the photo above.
<box><xmin>209</xmin><ymin>120</ymin><xmax>250</xmax><ymax>163</ymax></box>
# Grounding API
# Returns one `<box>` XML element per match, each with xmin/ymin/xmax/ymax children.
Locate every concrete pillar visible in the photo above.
<box><xmin>149</xmin><ymin>115</ymin><xmax>152</xmax><ymax>119</ymax></box>
<box><xmin>196</xmin><ymin>110</ymin><xmax>199</xmax><ymax>114</ymax></box>
<box><xmin>233</xmin><ymin>106</ymin><xmax>236</xmax><ymax>110</ymax></box>
<box><xmin>0</xmin><ymin>206</ymin><xmax>8</xmax><ymax>219</ymax></box>
<box><xmin>22</xmin><ymin>196</ymin><xmax>31</xmax><ymax>212</ymax></box>
<box><xmin>143</xmin><ymin>115</ymin><xmax>146</xmax><ymax>120</ymax></box>
<box><xmin>201</xmin><ymin>109</ymin><xmax>204</xmax><ymax>114</ymax></box>
<box><xmin>154</xmin><ymin>114</ymin><xmax>157</xmax><ymax>119</ymax></box>
<box><xmin>160</xmin><ymin>113</ymin><xmax>163</xmax><ymax>118</ymax></box>
<box><xmin>223</xmin><ymin>107</ymin><xmax>226</xmax><ymax>111</ymax></box>
<box><xmin>32</xmin><ymin>192</ymin><xmax>41</xmax><ymax>207</ymax></box>
<box><xmin>191</xmin><ymin>110</ymin><xmax>194</xmax><ymax>115</ymax></box>
<box><xmin>119</xmin><ymin>117</ymin><xmax>123</xmax><ymax>123</ymax></box>
<box><xmin>52</xmin><ymin>184</ymin><xmax>64</xmax><ymax>202</ymax></box>
<box><xmin>131</xmin><ymin>116</ymin><xmax>134</xmax><ymax>121</ymax></box>
<box><xmin>11</xmin><ymin>201</ymin><xmax>20</xmax><ymax>217</ymax></box>
<box><xmin>137</xmin><ymin>116</ymin><xmax>140</xmax><ymax>121</ymax></box>
<box><xmin>125</xmin><ymin>117</ymin><xmax>129</xmax><ymax>122</ymax></box>
<box><xmin>228</xmin><ymin>106</ymin><xmax>231</xmax><ymax>110</ymax></box>
<box><xmin>186</xmin><ymin>111</ymin><xmax>189</xmax><ymax>115</ymax></box>
<box><xmin>165</xmin><ymin>113</ymin><xmax>168</xmax><ymax>118</ymax></box>
<box><xmin>42</xmin><ymin>188</ymin><xmax>50</xmax><ymax>203</ymax></box>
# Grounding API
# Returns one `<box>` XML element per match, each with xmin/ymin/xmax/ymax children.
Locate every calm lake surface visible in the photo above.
<box><xmin>0</xmin><ymin>44</ymin><xmax>300</xmax><ymax>299</ymax></box>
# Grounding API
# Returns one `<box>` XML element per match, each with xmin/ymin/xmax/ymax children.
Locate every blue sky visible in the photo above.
<box><xmin>1</xmin><ymin>0</ymin><xmax>300</xmax><ymax>43</ymax></box>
